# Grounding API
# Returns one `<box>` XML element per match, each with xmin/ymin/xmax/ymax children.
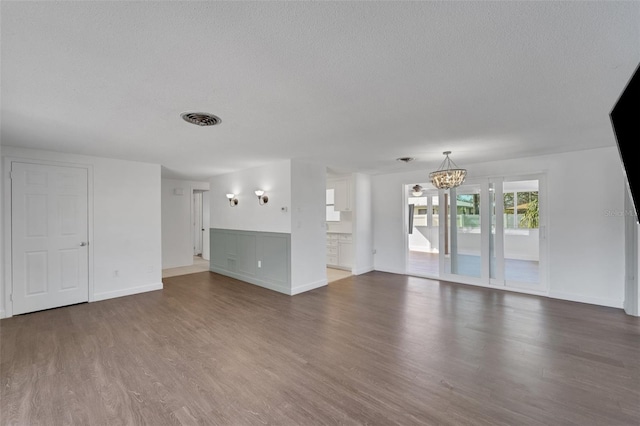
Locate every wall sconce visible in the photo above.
<box><xmin>255</xmin><ymin>190</ymin><xmax>269</xmax><ymax>205</ymax></box>
<box><xmin>226</xmin><ymin>193</ymin><xmax>238</xmax><ymax>207</ymax></box>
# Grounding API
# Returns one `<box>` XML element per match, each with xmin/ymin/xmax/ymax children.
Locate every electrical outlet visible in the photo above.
<box><xmin>258</xmin><ymin>260</ymin><xmax>262</xmax><ymax>268</ymax></box>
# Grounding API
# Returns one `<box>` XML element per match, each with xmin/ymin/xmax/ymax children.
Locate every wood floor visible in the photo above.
<box><xmin>408</xmin><ymin>251</ymin><xmax>440</xmax><ymax>276</ymax></box>
<box><xmin>1</xmin><ymin>272</ymin><xmax>639</xmax><ymax>425</ymax></box>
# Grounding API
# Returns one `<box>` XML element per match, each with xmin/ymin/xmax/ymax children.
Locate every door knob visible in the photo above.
<box><xmin>80</xmin><ymin>242</ymin><xmax>88</xmax><ymax>246</ymax></box>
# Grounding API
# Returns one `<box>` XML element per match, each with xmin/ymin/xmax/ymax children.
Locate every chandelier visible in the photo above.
<box><xmin>429</xmin><ymin>151</ymin><xmax>467</xmax><ymax>189</ymax></box>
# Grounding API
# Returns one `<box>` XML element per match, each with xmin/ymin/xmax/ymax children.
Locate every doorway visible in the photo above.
<box><xmin>192</xmin><ymin>190</ymin><xmax>210</xmax><ymax>260</ymax></box>
<box><xmin>193</xmin><ymin>191</ymin><xmax>203</xmax><ymax>256</ymax></box>
<box><xmin>489</xmin><ymin>177</ymin><xmax>543</xmax><ymax>290</ymax></box>
<box><xmin>325</xmin><ymin>179</ymin><xmax>354</xmax><ymax>283</ymax></box>
<box><xmin>406</xmin><ymin>174</ymin><xmax>546</xmax><ymax>293</ymax></box>
<box><xmin>407</xmin><ymin>188</ymin><xmax>440</xmax><ymax>277</ymax></box>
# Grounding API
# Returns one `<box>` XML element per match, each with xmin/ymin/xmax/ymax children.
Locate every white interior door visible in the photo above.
<box><xmin>11</xmin><ymin>162</ymin><xmax>89</xmax><ymax>315</ymax></box>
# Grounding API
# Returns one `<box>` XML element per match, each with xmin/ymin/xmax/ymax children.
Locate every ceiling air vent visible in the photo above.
<box><xmin>396</xmin><ymin>157</ymin><xmax>415</xmax><ymax>163</ymax></box>
<box><xmin>181</xmin><ymin>112</ymin><xmax>221</xmax><ymax>127</ymax></box>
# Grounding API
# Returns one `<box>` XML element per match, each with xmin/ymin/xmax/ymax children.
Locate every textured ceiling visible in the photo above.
<box><xmin>1</xmin><ymin>1</ymin><xmax>639</xmax><ymax>180</ymax></box>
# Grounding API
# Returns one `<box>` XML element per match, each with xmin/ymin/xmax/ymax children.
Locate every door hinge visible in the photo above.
<box><xmin>9</xmin><ymin>293</ymin><xmax>12</xmax><ymax>302</ymax></box>
<box><xmin>9</xmin><ymin>171</ymin><xmax>15</xmax><ymax>180</ymax></box>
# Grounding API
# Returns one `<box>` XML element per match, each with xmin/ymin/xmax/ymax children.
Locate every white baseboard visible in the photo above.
<box><xmin>327</xmin><ymin>264</ymin><xmax>350</xmax><ymax>271</ymax></box>
<box><xmin>624</xmin><ymin>300</ymin><xmax>639</xmax><ymax>317</ymax></box>
<box><xmin>352</xmin><ymin>266</ymin><xmax>374</xmax><ymax>275</ymax></box>
<box><xmin>369</xmin><ymin>269</ymin><xmax>623</xmax><ymax>310</ymax></box>
<box><xmin>250</xmin><ymin>279</ymin><xmax>291</xmax><ymax>295</ymax></box>
<box><xmin>291</xmin><ymin>278</ymin><xmax>327</xmax><ymax>295</ymax></box>
<box><xmin>373</xmin><ymin>266</ymin><xmax>405</xmax><ymax>275</ymax></box>
<box><xmin>409</xmin><ymin>275</ymin><xmax>620</xmax><ymax>309</ymax></box>
<box><xmin>93</xmin><ymin>282</ymin><xmax>163</xmax><ymax>302</ymax></box>
<box><xmin>162</xmin><ymin>260</ymin><xmax>195</xmax><ymax>269</ymax></box>
<box><xmin>548</xmin><ymin>291</ymin><xmax>623</xmax><ymax>309</ymax></box>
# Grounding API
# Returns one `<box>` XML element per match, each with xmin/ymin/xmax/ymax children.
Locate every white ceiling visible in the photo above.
<box><xmin>2</xmin><ymin>1</ymin><xmax>638</xmax><ymax>181</ymax></box>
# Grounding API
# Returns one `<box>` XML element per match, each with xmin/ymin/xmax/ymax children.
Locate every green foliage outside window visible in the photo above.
<box><xmin>504</xmin><ymin>191</ymin><xmax>538</xmax><ymax>229</ymax></box>
<box><xmin>520</xmin><ymin>197</ymin><xmax>539</xmax><ymax>228</ymax></box>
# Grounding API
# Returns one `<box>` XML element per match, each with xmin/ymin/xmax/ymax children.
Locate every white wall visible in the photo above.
<box><xmin>209</xmin><ymin>160</ymin><xmax>291</xmax><ymax>233</ymax></box>
<box><xmin>623</xmin><ymin>185</ymin><xmax>639</xmax><ymax>316</ymax></box>
<box><xmin>162</xmin><ymin>179</ymin><xmax>192</xmax><ymax>269</ymax></box>
<box><xmin>352</xmin><ymin>173</ymin><xmax>374</xmax><ymax>275</ymax></box>
<box><xmin>409</xmin><ymin>226</ymin><xmax>438</xmax><ymax>252</ymax></box>
<box><xmin>291</xmin><ymin>161</ymin><xmax>327</xmax><ymax>294</ymax></box>
<box><xmin>161</xmin><ymin>179</ymin><xmax>209</xmax><ymax>269</ymax></box>
<box><xmin>372</xmin><ymin>147</ymin><xmax>626</xmax><ymax>308</ymax></box>
<box><xmin>2</xmin><ymin>147</ymin><xmax>162</xmax><ymax>317</ymax></box>
<box><xmin>0</xmin><ymin>145</ymin><xmax>3</xmax><ymax>317</ymax></box>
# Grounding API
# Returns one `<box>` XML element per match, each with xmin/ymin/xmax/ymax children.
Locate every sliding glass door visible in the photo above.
<box><xmin>500</xmin><ymin>177</ymin><xmax>542</xmax><ymax>290</ymax></box>
<box><xmin>442</xmin><ymin>183</ymin><xmax>484</xmax><ymax>281</ymax></box>
<box><xmin>434</xmin><ymin>174</ymin><xmax>545</xmax><ymax>292</ymax></box>
<box><xmin>407</xmin><ymin>190</ymin><xmax>440</xmax><ymax>277</ymax></box>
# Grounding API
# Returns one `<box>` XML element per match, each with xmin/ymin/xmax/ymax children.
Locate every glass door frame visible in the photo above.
<box><xmin>499</xmin><ymin>173</ymin><xmax>548</xmax><ymax>293</ymax></box>
<box><xmin>490</xmin><ymin>177</ymin><xmax>506</xmax><ymax>287</ymax></box>
<box><xmin>404</xmin><ymin>185</ymin><xmax>441</xmax><ymax>278</ymax></box>
<box><xmin>438</xmin><ymin>179</ymin><xmax>490</xmax><ymax>287</ymax></box>
<box><xmin>433</xmin><ymin>173</ymin><xmax>548</xmax><ymax>294</ymax></box>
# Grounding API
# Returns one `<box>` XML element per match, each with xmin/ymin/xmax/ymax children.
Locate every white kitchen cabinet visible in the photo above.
<box><xmin>326</xmin><ymin>254</ymin><xmax>338</xmax><ymax>265</ymax></box>
<box><xmin>332</xmin><ymin>178</ymin><xmax>352</xmax><ymax>212</ymax></box>
<box><xmin>338</xmin><ymin>241</ymin><xmax>353</xmax><ymax>268</ymax></box>
<box><xmin>326</xmin><ymin>233</ymin><xmax>339</xmax><ymax>266</ymax></box>
<box><xmin>327</xmin><ymin>233</ymin><xmax>352</xmax><ymax>269</ymax></box>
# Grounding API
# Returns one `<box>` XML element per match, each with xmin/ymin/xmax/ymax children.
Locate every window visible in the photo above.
<box><xmin>457</xmin><ymin>193</ymin><xmax>480</xmax><ymax>228</ymax></box>
<box><xmin>432</xmin><ymin>196</ymin><xmax>439</xmax><ymax>226</ymax></box>
<box><xmin>409</xmin><ymin>194</ymin><xmax>439</xmax><ymax>227</ymax></box>
<box><xmin>409</xmin><ymin>196</ymin><xmax>428</xmax><ymax>226</ymax></box>
<box><xmin>326</xmin><ymin>189</ymin><xmax>341</xmax><ymax>222</ymax></box>
<box><xmin>504</xmin><ymin>191</ymin><xmax>538</xmax><ymax>229</ymax></box>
